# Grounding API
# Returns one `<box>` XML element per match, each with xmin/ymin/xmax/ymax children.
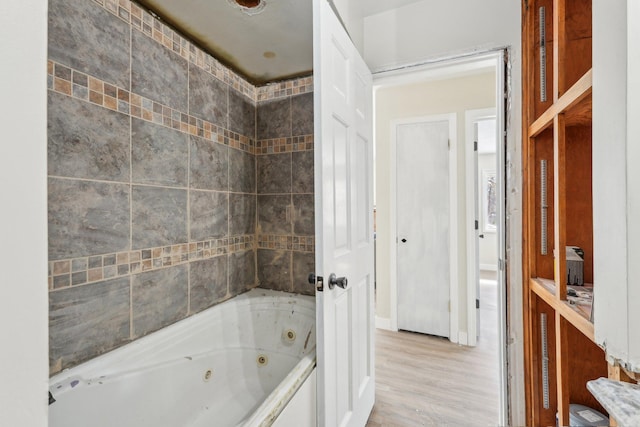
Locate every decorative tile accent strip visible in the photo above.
<box><xmin>48</xmin><ymin>60</ymin><xmax>256</xmax><ymax>154</ymax></box>
<box><xmin>257</xmin><ymin>235</ymin><xmax>315</xmax><ymax>252</ymax></box>
<box><xmin>256</xmin><ymin>136</ymin><xmax>314</xmax><ymax>155</ymax></box>
<box><xmin>49</xmin><ymin>235</ymin><xmax>255</xmax><ymax>291</ymax></box>
<box><xmin>91</xmin><ymin>0</ymin><xmax>257</xmax><ymax>101</ymax></box>
<box><xmin>257</xmin><ymin>76</ymin><xmax>314</xmax><ymax>101</ymax></box>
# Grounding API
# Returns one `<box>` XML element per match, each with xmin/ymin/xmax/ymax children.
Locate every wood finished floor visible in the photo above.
<box><xmin>366</xmin><ymin>279</ymin><xmax>500</xmax><ymax>426</ymax></box>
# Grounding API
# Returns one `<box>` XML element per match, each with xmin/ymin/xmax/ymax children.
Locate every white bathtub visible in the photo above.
<box><xmin>49</xmin><ymin>289</ymin><xmax>316</xmax><ymax>427</ymax></box>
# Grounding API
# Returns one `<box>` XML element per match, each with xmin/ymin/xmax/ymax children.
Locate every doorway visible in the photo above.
<box><xmin>394</xmin><ymin>115</ymin><xmax>457</xmax><ymax>338</ymax></box>
<box><xmin>465</xmin><ymin>108</ymin><xmax>498</xmax><ymax>347</ymax></box>
<box><xmin>372</xmin><ymin>50</ymin><xmax>508</xmax><ymax>425</ymax></box>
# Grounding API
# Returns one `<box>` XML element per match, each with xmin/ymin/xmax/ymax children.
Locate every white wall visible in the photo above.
<box><xmin>363</xmin><ymin>1</ymin><xmax>524</xmax><ymax>423</ymax></box>
<box><xmin>0</xmin><ymin>0</ymin><xmax>49</xmax><ymax>425</ymax></box>
<box><xmin>593</xmin><ymin>0</ymin><xmax>640</xmax><ymax>371</ymax></box>
<box><xmin>375</xmin><ymin>72</ymin><xmax>495</xmax><ymax>329</ymax></box>
<box><xmin>363</xmin><ymin>0</ymin><xmax>520</xmax><ymax>73</ymax></box>
<box><xmin>626</xmin><ymin>0</ymin><xmax>640</xmax><ymax>371</ymax></box>
<box><xmin>478</xmin><ymin>153</ymin><xmax>498</xmax><ymax>271</ymax></box>
<box><xmin>328</xmin><ymin>0</ymin><xmax>364</xmax><ymax>53</ymax></box>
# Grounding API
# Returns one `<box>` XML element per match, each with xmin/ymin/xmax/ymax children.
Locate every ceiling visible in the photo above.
<box><xmin>136</xmin><ymin>0</ymin><xmax>424</xmax><ymax>85</ymax></box>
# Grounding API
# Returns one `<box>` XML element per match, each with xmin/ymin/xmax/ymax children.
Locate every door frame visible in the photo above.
<box><xmin>464</xmin><ymin>107</ymin><xmax>496</xmax><ymax>348</ymax></box>
<box><xmin>373</xmin><ymin>49</ymin><xmax>510</xmax><ymax>425</ymax></box>
<box><xmin>389</xmin><ymin>113</ymin><xmax>458</xmax><ymax>341</ymax></box>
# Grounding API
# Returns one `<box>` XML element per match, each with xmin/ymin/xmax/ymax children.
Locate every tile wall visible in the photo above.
<box><xmin>256</xmin><ymin>93</ymin><xmax>315</xmax><ymax>295</ymax></box>
<box><xmin>47</xmin><ymin>0</ymin><xmax>314</xmax><ymax>375</ymax></box>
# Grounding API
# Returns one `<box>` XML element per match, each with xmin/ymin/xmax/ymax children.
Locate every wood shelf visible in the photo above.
<box><xmin>522</xmin><ymin>1</ymin><xmax>601</xmax><ymax>425</ymax></box>
<box><xmin>529</xmin><ymin>68</ymin><xmax>592</xmax><ymax>137</ymax></box>
<box><xmin>530</xmin><ymin>278</ymin><xmax>595</xmax><ymax>343</ymax></box>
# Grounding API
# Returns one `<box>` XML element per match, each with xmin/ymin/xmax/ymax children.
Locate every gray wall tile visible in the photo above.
<box><xmin>132</xmin><ymin>30</ymin><xmax>188</xmax><ymax>111</ymax></box>
<box><xmin>188</xmin><ymin>64</ymin><xmax>228</xmax><ymax>127</ymax></box>
<box><xmin>229</xmin><ymin>193</ymin><xmax>256</xmax><ymax>236</ymax></box>
<box><xmin>47</xmin><ymin>0</ymin><xmax>318</xmax><ymax>374</ymax></box>
<box><xmin>189</xmin><ymin>256</ymin><xmax>228</xmax><ymax>313</ymax></box>
<box><xmin>292</xmin><ymin>151</ymin><xmax>314</xmax><ymax>194</ymax></box>
<box><xmin>293</xmin><ymin>194</ymin><xmax>315</xmax><ymax>236</ymax></box>
<box><xmin>257</xmin><ymin>98</ymin><xmax>291</xmax><ymax>140</ymax></box>
<box><xmin>258</xmin><ymin>195</ymin><xmax>291</xmax><ymax>235</ymax></box>
<box><xmin>132</xmin><ymin>265</ymin><xmax>188</xmax><ymax>338</ymax></box>
<box><xmin>229</xmin><ymin>148</ymin><xmax>256</xmax><ymax>193</ymax></box>
<box><xmin>49</xmin><ymin>0</ymin><xmax>130</xmax><ymax>88</ymax></box>
<box><xmin>258</xmin><ymin>153</ymin><xmax>292</xmax><ymax>194</ymax></box>
<box><xmin>132</xmin><ymin>186</ymin><xmax>188</xmax><ymax>249</ymax></box>
<box><xmin>132</xmin><ymin>119</ymin><xmax>188</xmax><ymax>187</ymax></box>
<box><xmin>48</xmin><ymin>92</ymin><xmax>130</xmax><ymax>182</ymax></box>
<box><xmin>229</xmin><ymin>88</ymin><xmax>255</xmax><ymax>138</ymax></box>
<box><xmin>49</xmin><ymin>178</ymin><xmax>130</xmax><ymax>260</ymax></box>
<box><xmin>229</xmin><ymin>250</ymin><xmax>256</xmax><ymax>294</ymax></box>
<box><xmin>49</xmin><ymin>277</ymin><xmax>130</xmax><ymax>374</ymax></box>
<box><xmin>190</xmin><ymin>190</ymin><xmax>228</xmax><ymax>241</ymax></box>
<box><xmin>291</xmin><ymin>93</ymin><xmax>314</xmax><ymax>136</ymax></box>
<box><xmin>292</xmin><ymin>251</ymin><xmax>315</xmax><ymax>296</ymax></box>
<box><xmin>258</xmin><ymin>249</ymin><xmax>291</xmax><ymax>292</ymax></box>
<box><xmin>189</xmin><ymin>136</ymin><xmax>228</xmax><ymax>191</ymax></box>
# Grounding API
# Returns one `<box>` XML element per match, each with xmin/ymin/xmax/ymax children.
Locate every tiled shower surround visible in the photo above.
<box><xmin>48</xmin><ymin>0</ymin><xmax>314</xmax><ymax>374</ymax></box>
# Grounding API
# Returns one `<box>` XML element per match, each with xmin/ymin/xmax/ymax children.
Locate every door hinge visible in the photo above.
<box><xmin>476</xmin><ymin>299</ymin><xmax>480</xmax><ymax>309</ymax></box>
<box><xmin>474</xmin><ymin>140</ymin><xmax>478</xmax><ymax>152</ymax></box>
<box><xmin>448</xmin><ymin>139</ymin><xmax>450</xmax><ymax>150</ymax></box>
<box><xmin>475</xmin><ymin>220</ymin><xmax>479</xmax><ymax>230</ymax></box>
<box><xmin>499</xmin><ymin>258</ymin><xmax>506</xmax><ymax>271</ymax></box>
<box><xmin>448</xmin><ymin>301</ymin><xmax>451</xmax><ymax>312</ymax></box>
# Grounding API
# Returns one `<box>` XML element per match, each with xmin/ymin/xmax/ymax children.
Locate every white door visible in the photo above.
<box><xmin>313</xmin><ymin>0</ymin><xmax>375</xmax><ymax>426</ymax></box>
<box><xmin>473</xmin><ymin>121</ymin><xmax>481</xmax><ymax>339</ymax></box>
<box><xmin>396</xmin><ymin>119</ymin><xmax>451</xmax><ymax>338</ymax></box>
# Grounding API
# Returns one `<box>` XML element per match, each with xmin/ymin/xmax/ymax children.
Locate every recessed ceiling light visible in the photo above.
<box><xmin>235</xmin><ymin>0</ymin><xmax>260</xmax><ymax>7</ymax></box>
<box><xmin>228</xmin><ymin>0</ymin><xmax>266</xmax><ymax>16</ymax></box>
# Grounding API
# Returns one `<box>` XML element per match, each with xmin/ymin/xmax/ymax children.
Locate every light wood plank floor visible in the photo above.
<box><xmin>367</xmin><ymin>279</ymin><xmax>500</xmax><ymax>426</ymax></box>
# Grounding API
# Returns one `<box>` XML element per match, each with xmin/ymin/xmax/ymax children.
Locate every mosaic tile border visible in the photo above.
<box><xmin>49</xmin><ymin>235</ymin><xmax>255</xmax><ymax>291</ymax></box>
<box><xmin>48</xmin><ymin>60</ymin><xmax>256</xmax><ymax>154</ymax></box>
<box><xmin>92</xmin><ymin>0</ymin><xmax>257</xmax><ymax>100</ymax></box>
<box><xmin>255</xmin><ymin>136</ymin><xmax>314</xmax><ymax>155</ymax></box>
<box><xmin>257</xmin><ymin>76</ymin><xmax>314</xmax><ymax>101</ymax></box>
<box><xmin>257</xmin><ymin>235</ymin><xmax>315</xmax><ymax>252</ymax></box>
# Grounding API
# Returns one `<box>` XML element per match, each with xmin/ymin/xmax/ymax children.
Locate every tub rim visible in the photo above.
<box><xmin>239</xmin><ymin>352</ymin><xmax>317</xmax><ymax>427</ymax></box>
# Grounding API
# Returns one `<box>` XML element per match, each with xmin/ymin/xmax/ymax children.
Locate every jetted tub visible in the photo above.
<box><xmin>49</xmin><ymin>289</ymin><xmax>316</xmax><ymax>427</ymax></box>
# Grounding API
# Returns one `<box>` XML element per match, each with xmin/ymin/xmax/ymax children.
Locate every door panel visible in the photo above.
<box><xmin>396</xmin><ymin>120</ymin><xmax>451</xmax><ymax>338</ymax></box>
<box><xmin>313</xmin><ymin>0</ymin><xmax>375</xmax><ymax>426</ymax></box>
<box><xmin>333</xmin><ymin>117</ymin><xmax>350</xmax><ymax>252</ymax></box>
<box><xmin>356</xmin><ymin>136</ymin><xmax>369</xmax><ymax>245</ymax></box>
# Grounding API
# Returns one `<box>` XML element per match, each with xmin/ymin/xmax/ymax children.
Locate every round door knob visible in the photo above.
<box><xmin>401</xmin><ymin>238</ymin><xmax>407</xmax><ymax>243</ymax></box>
<box><xmin>328</xmin><ymin>273</ymin><xmax>348</xmax><ymax>290</ymax></box>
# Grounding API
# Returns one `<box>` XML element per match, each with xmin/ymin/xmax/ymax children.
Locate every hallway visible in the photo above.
<box><xmin>367</xmin><ymin>276</ymin><xmax>500</xmax><ymax>426</ymax></box>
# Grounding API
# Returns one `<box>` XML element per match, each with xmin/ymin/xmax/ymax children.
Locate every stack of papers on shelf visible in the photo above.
<box><xmin>567</xmin><ymin>285</ymin><xmax>593</xmax><ymax>320</ymax></box>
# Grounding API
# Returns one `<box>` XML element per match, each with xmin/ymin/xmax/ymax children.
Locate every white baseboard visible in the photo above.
<box><xmin>480</xmin><ymin>263</ymin><xmax>498</xmax><ymax>271</ymax></box>
<box><xmin>375</xmin><ymin>316</ymin><xmax>393</xmax><ymax>331</ymax></box>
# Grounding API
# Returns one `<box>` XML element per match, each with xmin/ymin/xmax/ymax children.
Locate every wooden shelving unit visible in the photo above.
<box><xmin>522</xmin><ymin>1</ymin><xmax>608</xmax><ymax>425</ymax></box>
